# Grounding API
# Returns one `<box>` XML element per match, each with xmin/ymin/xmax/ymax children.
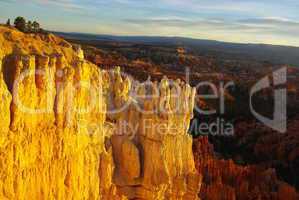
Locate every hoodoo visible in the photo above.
<box><xmin>0</xmin><ymin>26</ymin><xmax>201</xmax><ymax>200</ymax></box>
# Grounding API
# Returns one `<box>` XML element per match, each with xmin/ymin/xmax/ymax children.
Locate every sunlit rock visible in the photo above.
<box><xmin>0</xmin><ymin>26</ymin><xmax>201</xmax><ymax>200</ymax></box>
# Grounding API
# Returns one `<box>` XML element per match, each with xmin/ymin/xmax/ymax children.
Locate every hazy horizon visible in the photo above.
<box><xmin>1</xmin><ymin>0</ymin><xmax>299</xmax><ymax>47</ymax></box>
<box><xmin>54</xmin><ymin>29</ymin><xmax>299</xmax><ymax>48</ymax></box>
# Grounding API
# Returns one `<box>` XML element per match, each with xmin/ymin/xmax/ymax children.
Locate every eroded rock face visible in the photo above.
<box><xmin>193</xmin><ymin>137</ymin><xmax>299</xmax><ymax>200</ymax></box>
<box><xmin>10</xmin><ymin>54</ymin><xmax>38</xmax><ymax>131</ymax></box>
<box><xmin>0</xmin><ymin>53</ymin><xmax>123</xmax><ymax>200</ymax></box>
<box><xmin>0</xmin><ymin>26</ymin><xmax>201</xmax><ymax>200</ymax></box>
<box><xmin>101</xmin><ymin>68</ymin><xmax>201</xmax><ymax>200</ymax></box>
<box><xmin>0</xmin><ymin>57</ymin><xmax>12</xmax><ymax>134</ymax></box>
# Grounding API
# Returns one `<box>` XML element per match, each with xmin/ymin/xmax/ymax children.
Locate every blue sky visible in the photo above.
<box><xmin>1</xmin><ymin>0</ymin><xmax>299</xmax><ymax>46</ymax></box>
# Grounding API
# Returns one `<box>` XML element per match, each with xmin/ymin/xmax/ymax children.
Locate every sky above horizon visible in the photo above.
<box><xmin>1</xmin><ymin>0</ymin><xmax>299</xmax><ymax>46</ymax></box>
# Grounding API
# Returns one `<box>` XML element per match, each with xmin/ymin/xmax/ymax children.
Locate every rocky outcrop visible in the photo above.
<box><xmin>0</xmin><ymin>26</ymin><xmax>200</xmax><ymax>200</ymax></box>
<box><xmin>0</xmin><ymin>53</ymin><xmax>121</xmax><ymax>199</ymax></box>
<box><xmin>102</xmin><ymin>68</ymin><xmax>201</xmax><ymax>199</ymax></box>
<box><xmin>0</xmin><ymin>54</ymin><xmax>12</xmax><ymax>133</ymax></box>
<box><xmin>193</xmin><ymin>137</ymin><xmax>299</xmax><ymax>200</ymax></box>
<box><xmin>210</xmin><ymin>119</ymin><xmax>299</xmax><ymax>190</ymax></box>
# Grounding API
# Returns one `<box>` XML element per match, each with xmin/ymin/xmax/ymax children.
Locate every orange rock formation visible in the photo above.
<box><xmin>193</xmin><ymin>137</ymin><xmax>299</xmax><ymax>200</ymax></box>
<box><xmin>0</xmin><ymin>26</ymin><xmax>201</xmax><ymax>200</ymax></box>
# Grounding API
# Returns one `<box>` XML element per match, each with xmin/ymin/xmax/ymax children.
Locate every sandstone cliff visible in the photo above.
<box><xmin>0</xmin><ymin>26</ymin><xmax>201</xmax><ymax>200</ymax></box>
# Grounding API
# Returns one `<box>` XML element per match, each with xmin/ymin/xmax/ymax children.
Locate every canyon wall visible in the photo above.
<box><xmin>0</xmin><ymin>26</ymin><xmax>201</xmax><ymax>199</ymax></box>
<box><xmin>193</xmin><ymin>137</ymin><xmax>299</xmax><ymax>200</ymax></box>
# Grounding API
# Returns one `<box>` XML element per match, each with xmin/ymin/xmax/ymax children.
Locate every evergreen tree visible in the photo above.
<box><xmin>14</xmin><ymin>16</ymin><xmax>26</xmax><ymax>32</ymax></box>
<box><xmin>27</xmin><ymin>20</ymin><xmax>33</xmax><ymax>32</ymax></box>
<box><xmin>6</xmin><ymin>19</ymin><xmax>11</xmax><ymax>26</ymax></box>
<box><xmin>32</xmin><ymin>21</ymin><xmax>40</xmax><ymax>32</ymax></box>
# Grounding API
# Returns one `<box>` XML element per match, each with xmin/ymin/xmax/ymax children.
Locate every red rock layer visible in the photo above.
<box><xmin>193</xmin><ymin>137</ymin><xmax>299</xmax><ymax>200</ymax></box>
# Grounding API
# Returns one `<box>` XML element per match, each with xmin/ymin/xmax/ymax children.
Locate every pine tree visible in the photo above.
<box><xmin>6</xmin><ymin>19</ymin><xmax>11</xmax><ymax>26</ymax></box>
<box><xmin>32</xmin><ymin>21</ymin><xmax>40</xmax><ymax>33</ymax></box>
<box><xmin>14</xmin><ymin>16</ymin><xmax>26</xmax><ymax>32</ymax></box>
<box><xmin>27</xmin><ymin>21</ymin><xmax>33</xmax><ymax>32</ymax></box>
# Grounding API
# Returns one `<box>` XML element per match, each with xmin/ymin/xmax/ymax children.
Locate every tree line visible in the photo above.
<box><xmin>6</xmin><ymin>17</ymin><xmax>45</xmax><ymax>33</ymax></box>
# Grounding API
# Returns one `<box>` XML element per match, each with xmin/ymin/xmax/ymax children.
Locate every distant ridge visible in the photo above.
<box><xmin>54</xmin><ymin>31</ymin><xmax>299</xmax><ymax>67</ymax></box>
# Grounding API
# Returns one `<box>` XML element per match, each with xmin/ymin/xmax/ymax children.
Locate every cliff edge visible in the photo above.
<box><xmin>0</xmin><ymin>26</ymin><xmax>201</xmax><ymax>200</ymax></box>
